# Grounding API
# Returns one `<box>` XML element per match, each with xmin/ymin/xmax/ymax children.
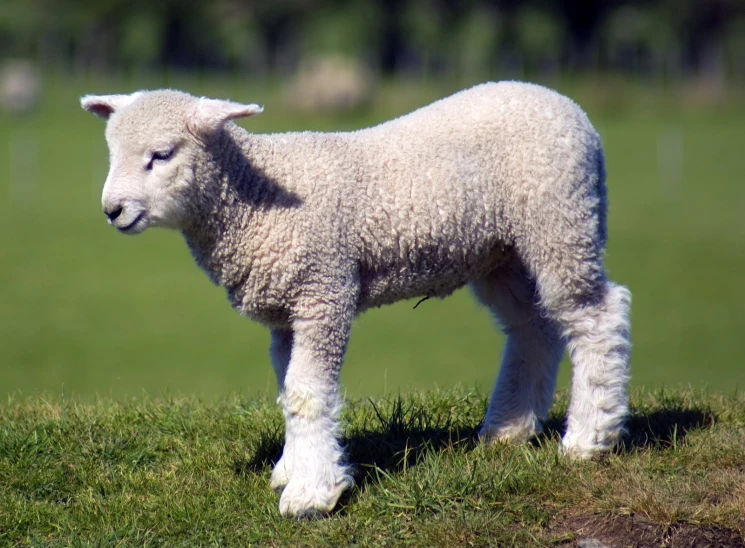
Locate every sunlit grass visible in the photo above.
<box><xmin>1</xmin><ymin>388</ymin><xmax>743</xmax><ymax>545</ymax></box>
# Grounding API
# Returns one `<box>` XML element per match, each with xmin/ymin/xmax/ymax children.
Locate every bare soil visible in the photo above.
<box><xmin>549</xmin><ymin>512</ymin><xmax>745</xmax><ymax>548</ymax></box>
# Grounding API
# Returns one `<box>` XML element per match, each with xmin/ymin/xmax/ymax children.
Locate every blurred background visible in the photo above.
<box><xmin>1</xmin><ymin>0</ymin><xmax>744</xmax><ymax>400</ymax></box>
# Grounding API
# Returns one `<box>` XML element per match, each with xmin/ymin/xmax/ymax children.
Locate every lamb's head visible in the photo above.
<box><xmin>81</xmin><ymin>90</ymin><xmax>263</xmax><ymax>235</ymax></box>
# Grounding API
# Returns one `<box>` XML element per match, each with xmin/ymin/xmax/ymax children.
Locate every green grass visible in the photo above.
<box><xmin>1</xmin><ymin>388</ymin><xmax>743</xmax><ymax>546</ymax></box>
<box><xmin>1</xmin><ymin>74</ymin><xmax>744</xmax><ymax>399</ymax></box>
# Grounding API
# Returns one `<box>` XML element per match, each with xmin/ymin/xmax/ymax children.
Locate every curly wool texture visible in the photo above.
<box><xmin>176</xmin><ymin>82</ymin><xmax>607</xmax><ymax>327</ymax></box>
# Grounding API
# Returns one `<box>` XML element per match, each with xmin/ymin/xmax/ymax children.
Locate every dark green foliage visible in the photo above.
<box><xmin>1</xmin><ymin>0</ymin><xmax>743</xmax><ymax>79</ymax></box>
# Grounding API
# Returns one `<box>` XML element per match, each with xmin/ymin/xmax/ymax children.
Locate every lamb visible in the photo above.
<box><xmin>81</xmin><ymin>82</ymin><xmax>631</xmax><ymax>518</ymax></box>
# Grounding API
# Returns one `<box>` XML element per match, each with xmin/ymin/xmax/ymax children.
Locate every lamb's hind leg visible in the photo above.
<box><xmin>471</xmin><ymin>262</ymin><xmax>565</xmax><ymax>443</ymax></box>
<box><xmin>516</xmin><ymin>132</ymin><xmax>631</xmax><ymax>457</ymax></box>
<box><xmin>545</xmin><ymin>280</ymin><xmax>631</xmax><ymax>458</ymax></box>
<box><xmin>526</xmin><ymin>231</ymin><xmax>631</xmax><ymax>456</ymax></box>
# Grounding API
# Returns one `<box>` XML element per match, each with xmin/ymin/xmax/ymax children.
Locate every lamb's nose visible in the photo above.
<box><xmin>105</xmin><ymin>206</ymin><xmax>123</xmax><ymax>222</ymax></box>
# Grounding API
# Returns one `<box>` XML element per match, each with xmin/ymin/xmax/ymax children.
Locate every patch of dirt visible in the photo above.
<box><xmin>547</xmin><ymin>512</ymin><xmax>744</xmax><ymax>548</ymax></box>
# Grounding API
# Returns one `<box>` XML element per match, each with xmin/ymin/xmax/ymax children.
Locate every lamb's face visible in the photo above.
<box><xmin>81</xmin><ymin>90</ymin><xmax>263</xmax><ymax>235</ymax></box>
<box><xmin>98</xmin><ymin>92</ymin><xmax>197</xmax><ymax>234</ymax></box>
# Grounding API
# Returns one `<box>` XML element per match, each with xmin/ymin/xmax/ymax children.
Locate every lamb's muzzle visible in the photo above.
<box><xmin>104</xmin><ymin>206</ymin><xmax>122</xmax><ymax>222</ymax></box>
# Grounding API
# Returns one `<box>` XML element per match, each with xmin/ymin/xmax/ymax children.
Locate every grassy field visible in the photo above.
<box><xmin>1</xmin><ymin>75</ymin><xmax>744</xmax><ymax>400</ymax></box>
<box><xmin>1</xmin><ymin>388</ymin><xmax>743</xmax><ymax>546</ymax></box>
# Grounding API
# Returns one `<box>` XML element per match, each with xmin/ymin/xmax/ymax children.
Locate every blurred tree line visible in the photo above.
<box><xmin>1</xmin><ymin>0</ymin><xmax>744</xmax><ymax>82</ymax></box>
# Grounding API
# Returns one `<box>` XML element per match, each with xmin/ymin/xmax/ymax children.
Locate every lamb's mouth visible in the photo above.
<box><xmin>117</xmin><ymin>212</ymin><xmax>147</xmax><ymax>234</ymax></box>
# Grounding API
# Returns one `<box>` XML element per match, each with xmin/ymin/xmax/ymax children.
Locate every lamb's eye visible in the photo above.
<box><xmin>153</xmin><ymin>149</ymin><xmax>174</xmax><ymax>162</ymax></box>
<box><xmin>146</xmin><ymin>148</ymin><xmax>175</xmax><ymax>171</ymax></box>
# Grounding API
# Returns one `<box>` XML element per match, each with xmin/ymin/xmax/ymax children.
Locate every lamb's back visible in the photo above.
<box><xmin>237</xmin><ymin>83</ymin><xmax>604</xmax><ymax>311</ymax></box>
<box><xmin>346</xmin><ymin>82</ymin><xmax>603</xmax><ymax>307</ymax></box>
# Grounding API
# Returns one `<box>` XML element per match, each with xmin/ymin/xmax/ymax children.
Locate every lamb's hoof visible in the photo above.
<box><xmin>479</xmin><ymin>419</ymin><xmax>540</xmax><ymax>445</ymax></box>
<box><xmin>561</xmin><ymin>430</ymin><xmax>618</xmax><ymax>460</ymax></box>
<box><xmin>278</xmin><ymin>477</ymin><xmax>352</xmax><ymax>518</ymax></box>
<box><xmin>270</xmin><ymin>457</ymin><xmax>291</xmax><ymax>492</ymax></box>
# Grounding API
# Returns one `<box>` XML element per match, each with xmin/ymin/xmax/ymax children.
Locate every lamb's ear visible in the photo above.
<box><xmin>80</xmin><ymin>92</ymin><xmax>143</xmax><ymax>119</ymax></box>
<box><xmin>190</xmin><ymin>97</ymin><xmax>263</xmax><ymax>134</ymax></box>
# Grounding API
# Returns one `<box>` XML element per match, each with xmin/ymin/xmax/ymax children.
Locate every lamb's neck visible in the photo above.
<box><xmin>182</xmin><ymin>128</ymin><xmax>277</xmax><ymax>290</ymax></box>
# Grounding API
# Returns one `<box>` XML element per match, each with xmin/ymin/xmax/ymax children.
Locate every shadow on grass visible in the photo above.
<box><xmin>541</xmin><ymin>398</ymin><xmax>718</xmax><ymax>453</ymax></box>
<box><xmin>621</xmin><ymin>403</ymin><xmax>718</xmax><ymax>452</ymax></box>
<box><xmin>232</xmin><ymin>394</ymin><xmax>718</xmax><ymax>482</ymax></box>
<box><xmin>231</xmin><ymin>424</ymin><xmax>285</xmax><ymax>477</ymax></box>
<box><xmin>344</xmin><ymin>398</ymin><xmax>480</xmax><ymax>485</ymax></box>
<box><xmin>231</xmin><ymin>397</ymin><xmax>481</xmax><ymax>484</ymax></box>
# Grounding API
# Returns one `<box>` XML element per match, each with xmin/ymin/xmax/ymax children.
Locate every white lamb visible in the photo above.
<box><xmin>81</xmin><ymin>82</ymin><xmax>631</xmax><ymax>517</ymax></box>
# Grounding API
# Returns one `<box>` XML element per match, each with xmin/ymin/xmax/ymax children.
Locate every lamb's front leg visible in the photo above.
<box><xmin>269</xmin><ymin>328</ymin><xmax>293</xmax><ymax>491</ymax></box>
<box><xmin>276</xmin><ymin>314</ymin><xmax>354</xmax><ymax>517</ymax></box>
